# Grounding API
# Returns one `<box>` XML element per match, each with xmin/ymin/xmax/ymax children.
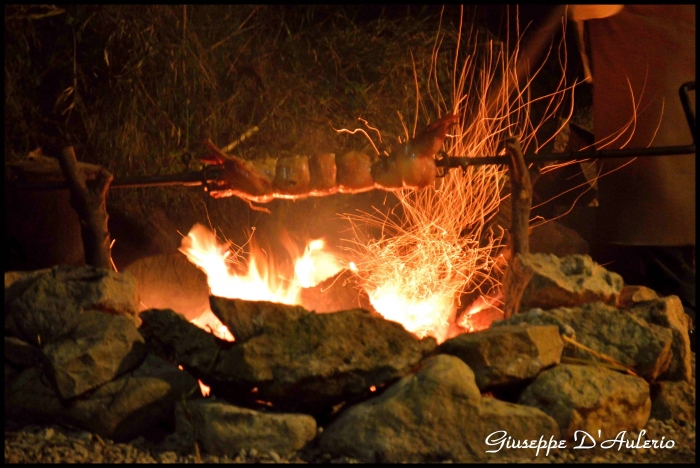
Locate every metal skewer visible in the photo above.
<box><xmin>10</xmin><ymin>82</ymin><xmax>695</xmax><ymax>194</ymax></box>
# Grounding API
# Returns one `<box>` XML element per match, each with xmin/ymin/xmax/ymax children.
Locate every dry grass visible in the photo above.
<box><xmin>5</xmin><ymin>6</ymin><xmax>463</xmax><ymax>222</ymax></box>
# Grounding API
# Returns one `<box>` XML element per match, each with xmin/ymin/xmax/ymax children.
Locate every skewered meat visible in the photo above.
<box><xmin>309</xmin><ymin>152</ymin><xmax>337</xmax><ymax>192</ymax></box>
<box><xmin>220</xmin><ymin>154</ymin><xmax>274</xmax><ymax>197</ymax></box>
<box><xmin>207</xmin><ymin>114</ymin><xmax>458</xmax><ymax>201</ymax></box>
<box><xmin>371</xmin><ymin>154</ymin><xmax>403</xmax><ymax>189</ymax></box>
<box><xmin>336</xmin><ymin>151</ymin><xmax>375</xmax><ymax>192</ymax></box>
<box><xmin>396</xmin><ymin>153</ymin><xmax>438</xmax><ymax>188</ymax></box>
<box><xmin>403</xmin><ymin>113</ymin><xmax>460</xmax><ymax>159</ymax></box>
<box><xmin>395</xmin><ymin>113</ymin><xmax>459</xmax><ymax>188</ymax></box>
<box><xmin>274</xmin><ymin>155</ymin><xmax>310</xmax><ymax>195</ymax></box>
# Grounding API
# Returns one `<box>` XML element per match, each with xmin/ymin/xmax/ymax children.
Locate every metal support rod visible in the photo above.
<box><xmin>11</xmin><ymin>81</ymin><xmax>695</xmax><ymax>193</ymax></box>
<box><xmin>439</xmin><ymin>80</ymin><xmax>696</xmax><ymax>170</ymax></box>
<box><xmin>438</xmin><ymin>143</ymin><xmax>696</xmax><ymax>171</ymax></box>
<box><xmin>679</xmin><ymin>81</ymin><xmax>696</xmax><ymax>145</ymax></box>
<box><xmin>13</xmin><ymin>168</ymin><xmax>223</xmax><ymax>191</ymax></box>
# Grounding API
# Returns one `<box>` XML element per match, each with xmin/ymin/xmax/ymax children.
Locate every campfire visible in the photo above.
<box><xmin>179</xmin><ymin>221</ymin><xmax>500</xmax><ymax>346</ymax></box>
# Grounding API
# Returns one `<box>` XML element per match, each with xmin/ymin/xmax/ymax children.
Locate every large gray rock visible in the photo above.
<box><xmin>493</xmin><ymin>303</ymin><xmax>674</xmax><ymax>381</ymax></box>
<box><xmin>175</xmin><ymin>400</ymin><xmax>316</xmax><ymax>456</ymax></box>
<box><xmin>319</xmin><ymin>355</ymin><xmax>559</xmax><ymax>463</ymax></box>
<box><xmin>518</xmin><ymin>364</ymin><xmax>650</xmax><ymax>441</ymax></box>
<box><xmin>209</xmin><ymin>296</ymin><xmax>311</xmax><ymax>343</ymax></box>
<box><xmin>5</xmin><ymin>336</ymin><xmax>43</xmax><ymax>368</ymax></box>
<box><xmin>212</xmin><ymin>308</ymin><xmax>436</xmax><ymax>412</ymax></box>
<box><xmin>140</xmin><ymin>307</ymin><xmax>436</xmax><ymax>413</ymax></box>
<box><xmin>4</xmin><ymin>269</ymin><xmax>51</xmax><ymax>290</ymax></box>
<box><xmin>5</xmin><ymin>354</ymin><xmax>197</xmax><ymax>442</ymax></box>
<box><xmin>5</xmin><ymin>266</ymin><xmax>139</xmax><ymax>344</ymax></box>
<box><xmin>650</xmin><ymin>380</ymin><xmax>696</xmax><ymax>423</ymax></box>
<box><xmin>504</xmin><ymin>253</ymin><xmax>623</xmax><ymax>314</ymax></box>
<box><xmin>616</xmin><ymin>285</ymin><xmax>659</xmax><ymax>308</ymax></box>
<box><xmin>42</xmin><ymin>309</ymin><xmax>147</xmax><ymax>399</ymax></box>
<box><xmin>438</xmin><ymin>325</ymin><xmax>563</xmax><ymax>389</ymax></box>
<box><xmin>125</xmin><ymin>253</ymin><xmax>210</xmax><ymax>321</ymax></box>
<box><xmin>624</xmin><ymin>296</ymin><xmax>692</xmax><ymax>381</ymax></box>
<box><xmin>138</xmin><ymin>309</ymin><xmax>227</xmax><ymax>380</ymax></box>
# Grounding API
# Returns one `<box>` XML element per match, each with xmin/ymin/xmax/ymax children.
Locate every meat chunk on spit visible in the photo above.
<box><xmin>336</xmin><ymin>151</ymin><xmax>375</xmax><ymax>192</ymax></box>
<box><xmin>207</xmin><ymin>114</ymin><xmax>458</xmax><ymax>201</ymax></box>
<box><xmin>274</xmin><ymin>155</ymin><xmax>311</xmax><ymax>195</ymax></box>
<box><xmin>309</xmin><ymin>152</ymin><xmax>337</xmax><ymax>191</ymax></box>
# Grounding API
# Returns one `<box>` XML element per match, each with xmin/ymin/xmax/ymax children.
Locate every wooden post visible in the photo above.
<box><xmin>56</xmin><ymin>146</ymin><xmax>113</xmax><ymax>269</ymax></box>
<box><xmin>505</xmin><ymin>137</ymin><xmax>531</xmax><ymax>255</ymax></box>
<box><xmin>502</xmin><ymin>136</ymin><xmax>533</xmax><ymax>319</ymax></box>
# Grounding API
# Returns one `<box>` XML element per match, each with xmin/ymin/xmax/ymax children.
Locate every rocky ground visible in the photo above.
<box><xmin>5</xmin><ymin>417</ymin><xmax>695</xmax><ymax>464</ymax></box>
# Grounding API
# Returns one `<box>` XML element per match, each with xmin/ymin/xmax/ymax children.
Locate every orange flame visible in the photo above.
<box><xmin>181</xmin><ymin>223</ymin><xmax>343</xmax><ymax>400</ymax></box>
<box><xmin>458</xmin><ymin>294</ymin><xmax>504</xmax><ymax>333</ymax></box>
<box><xmin>365</xmin><ymin>270</ymin><xmax>456</xmax><ymax>343</ymax></box>
<box><xmin>180</xmin><ymin>223</ymin><xmax>344</xmax><ymax>306</ymax></box>
<box><xmin>179</xmin><ymin>224</ymin><xmax>463</xmax><ymax>342</ymax></box>
<box><xmin>190</xmin><ymin>307</ymin><xmax>236</xmax><ymax>342</ymax></box>
<box><xmin>177</xmin><ymin>363</ymin><xmax>214</xmax><ymax>397</ymax></box>
<box><xmin>187</xmin><ymin>304</ymin><xmax>234</xmax><ymax>397</ymax></box>
<box><xmin>294</xmin><ymin>239</ymin><xmax>346</xmax><ymax>289</ymax></box>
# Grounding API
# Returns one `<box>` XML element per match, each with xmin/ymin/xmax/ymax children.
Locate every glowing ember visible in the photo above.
<box><xmin>199</xmin><ymin>381</ymin><xmax>211</xmax><ymax>397</ymax></box>
<box><xmin>190</xmin><ymin>308</ymin><xmax>235</xmax><ymax>342</ymax></box>
<box><xmin>364</xmin><ymin>269</ymin><xmax>456</xmax><ymax>343</ymax></box>
<box><xmin>458</xmin><ymin>294</ymin><xmax>504</xmax><ymax>333</ymax></box>
<box><xmin>177</xmin><ymin>363</ymin><xmax>213</xmax><ymax>397</ymax></box>
<box><xmin>180</xmin><ymin>224</ymin><xmax>295</xmax><ymax>304</ymax></box>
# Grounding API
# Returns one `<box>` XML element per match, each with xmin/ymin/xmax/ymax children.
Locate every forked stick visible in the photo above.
<box><xmin>57</xmin><ymin>146</ymin><xmax>113</xmax><ymax>269</ymax></box>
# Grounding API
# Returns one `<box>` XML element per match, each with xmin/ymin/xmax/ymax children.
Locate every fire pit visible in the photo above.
<box><xmin>4</xmin><ymin>255</ymin><xmax>696</xmax><ymax>462</ymax></box>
